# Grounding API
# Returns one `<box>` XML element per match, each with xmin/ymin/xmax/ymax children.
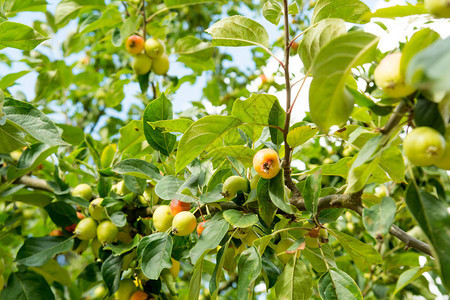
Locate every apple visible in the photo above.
<box><xmin>153</xmin><ymin>205</ymin><xmax>173</xmax><ymax>232</ymax></box>
<box><xmin>74</xmin><ymin>217</ymin><xmax>98</xmax><ymax>240</ymax></box>
<box><xmin>172</xmin><ymin>211</ymin><xmax>197</xmax><ymax>236</ymax></box>
<box><xmin>132</xmin><ymin>54</ymin><xmax>152</xmax><ymax>75</ymax></box>
<box><xmin>222</xmin><ymin>175</ymin><xmax>249</xmax><ymax>199</ymax></box>
<box><xmin>403</xmin><ymin>127</ymin><xmax>445</xmax><ymax>166</ymax></box>
<box><xmin>126</xmin><ymin>35</ymin><xmax>145</xmax><ymax>55</ymax></box>
<box><xmin>89</xmin><ymin>198</ymin><xmax>106</xmax><ymax>221</ymax></box>
<box><xmin>424</xmin><ymin>0</ymin><xmax>450</xmax><ymax>18</ymax></box>
<box><xmin>144</xmin><ymin>38</ymin><xmax>165</xmax><ymax>58</ymax></box>
<box><xmin>151</xmin><ymin>53</ymin><xmax>170</xmax><ymax>75</ymax></box>
<box><xmin>97</xmin><ymin>220</ymin><xmax>119</xmax><ymax>245</ymax></box>
<box><xmin>253</xmin><ymin>149</ymin><xmax>281</xmax><ymax>179</ymax></box>
<box><xmin>72</xmin><ymin>184</ymin><xmax>93</xmax><ymax>200</ymax></box>
<box><xmin>115</xmin><ymin>278</ymin><xmax>136</xmax><ymax>300</ymax></box>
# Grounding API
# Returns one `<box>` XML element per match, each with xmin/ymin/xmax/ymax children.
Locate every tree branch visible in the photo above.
<box><xmin>16</xmin><ymin>175</ymin><xmax>53</xmax><ymax>192</ymax></box>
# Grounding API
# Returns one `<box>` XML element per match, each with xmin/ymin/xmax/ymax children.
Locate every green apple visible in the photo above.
<box><xmin>89</xmin><ymin>198</ymin><xmax>106</xmax><ymax>221</ymax></box>
<box><xmin>132</xmin><ymin>54</ymin><xmax>152</xmax><ymax>75</ymax></box>
<box><xmin>97</xmin><ymin>220</ymin><xmax>119</xmax><ymax>245</ymax></box>
<box><xmin>116</xmin><ymin>180</ymin><xmax>131</xmax><ymax>196</ymax></box>
<box><xmin>73</xmin><ymin>184</ymin><xmax>93</xmax><ymax>200</ymax></box>
<box><xmin>424</xmin><ymin>0</ymin><xmax>450</xmax><ymax>18</ymax></box>
<box><xmin>115</xmin><ymin>278</ymin><xmax>136</xmax><ymax>300</ymax></box>
<box><xmin>151</xmin><ymin>53</ymin><xmax>170</xmax><ymax>75</ymax></box>
<box><xmin>74</xmin><ymin>217</ymin><xmax>98</xmax><ymax>240</ymax></box>
<box><xmin>144</xmin><ymin>38</ymin><xmax>165</xmax><ymax>58</ymax></box>
<box><xmin>142</xmin><ymin>185</ymin><xmax>159</xmax><ymax>206</ymax></box>
<box><xmin>222</xmin><ymin>175</ymin><xmax>249</xmax><ymax>199</ymax></box>
<box><xmin>91</xmin><ymin>238</ymin><xmax>102</xmax><ymax>259</ymax></box>
<box><xmin>153</xmin><ymin>205</ymin><xmax>173</xmax><ymax>232</ymax></box>
<box><xmin>374</xmin><ymin>52</ymin><xmax>415</xmax><ymax>98</ymax></box>
<box><xmin>172</xmin><ymin>211</ymin><xmax>197</xmax><ymax>236</ymax></box>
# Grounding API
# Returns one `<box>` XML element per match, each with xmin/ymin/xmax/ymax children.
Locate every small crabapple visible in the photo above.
<box><xmin>170</xmin><ymin>199</ymin><xmax>191</xmax><ymax>216</ymax></box>
<box><xmin>151</xmin><ymin>53</ymin><xmax>170</xmax><ymax>75</ymax></box>
<box><xmin>222</xmin><ymin>175</ymin><xmax>249</xmax><ymax>199</ymax></box>
<box><xmin>126</xmin><ymin>35</ymin><xmax>145</xmax><ymax>55</ymax></box>
<box><xmin>74</xmin><ymin>217</ymin><xmax>98</xmax><ymax>240</ymax></box>
<box><xmin>89</xmin><ymin>198</ymin><xmax>106</xmax><ymax>221</ymax></box>
<box><xmin>72</xmin><ymin>184</ymin><xmax>93</xmax><ymax>200</ymax></box>
<box><xmin>153</xmin><ymin>205</ymin><xmax>173</xmax><ymax>232</ymax></box>
<box><xmin>144</xmin><ymin>38</ymin><xmax>165</xmax><ymax>58</ymax></box>
<box><xmin>253</xmin><ymin>148</ymin><xmax>281</xmax><ymax>179</ymax></box>
<box><xmin>97</xmin><ymin>220</ymin><xmax>119</xmax><ymax>245</ymax></box>
<box><xmin>172</xmin><ymin>211</ymin><xmax>197</xmax><ymax>236</ymax></box>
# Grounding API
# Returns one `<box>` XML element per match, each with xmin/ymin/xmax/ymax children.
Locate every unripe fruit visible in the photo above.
<box><xmin>222</xmin><ymin>175</ymin><xmax>249</xmax><ymax>199</ymax></box>
<box><xmin>142</xmin><ymin>186</ymin><xmax>159</xmax><ymax>206</ymax></box>
<box><xmin>117</xmin><ymin>231</ymin><xmax>133</xmax><ymax>244</ymax></box>
<box><xmin>424</xmin><ymin>0</ymin><xmax>450</xmax><ymax>18</ymax></box>
<box><xmin>170</xmin><ymin>258</ymin><xmax>180</xmax><ymax>278</ymax></box>
<box><xmin>73</xmin><ymin>184</ymin><xmax>93</xmax><ymax>200</ymax></box>
<box><xmin>10</xmin><ymin>150</ymin><xmax>22</xmax><ymax>161</ymax></box>
<box><xmin>197</xmin><ymin>220</ymin><xmax>207</xmax><ymax>236</ymax></box>
<box><xmin>65</xmin><ymin>211</ymin><xmax>85</xmax><ymax>233</ymax></box>
<box><xmin>170</xmin><ymin>199</ymin><xmax>191</xmax><ymax>216</ymax></box>
<box><xmin>172</xmin><ymin>211</ymin><xmax>197</xmax><ymax>236</ymax></box>
<box><xmin>126</xmin><ymin>35</ymin><xmax>145</xmax><ymax>55</ymax></box>
<box><xmin>91</xmin><ymin>238</ymin><xmax>102</xmax><ymax>259</ymax></box>
<box><xmin>130</xmin><ymin>290</ymin><xmax>149</xmax><ymax>300</ymax></box>
<box><xmin>115</xmin><ymin>278</ymin><xmax>136</xmax><ymax>300</ymax></box>
<box><xmin>0</xmin><ymin>258</ymin><xmax>4</xmax><ymax>273</ymax></box>
<box><xmin>374</xmin><ymin>52</ymin><xmax>415</xmax><ymax>98</ymax></box>
<box><xmin>253</xmin><ymin>149</ymin><xmax>281</xmax><ymax>179</ymax></box>
<box><xmin>435</xmin><ymin>140</ymin><xmax>450</xmax><ymax>170</ymax></box>
<box><xmin>144</xmin><ymin>38</ymin><xmax>165</xmax><ymax>58</ymax></box>
<box><xmin>89</xmin><ymin>198</ymin><xmax>106</xmax><ymax>221</ymax></box>
<box><xmin>74</xmin><ymin>239</ymin><xmax>89</xmax><ymax>254</ymax></box>
<box><xmin>132</xmin><ymin>54</ymin><xmax>152</xmax><ymax>75</ymax></box>
<box><xmin>97</xmin><ymin>220</ymin><xmax>119</xmax><ymax>245</ymax></box>
<box><xmin>49</xmin><ymin>229</ymin><xmax>63</xmax><ymax>236</ymax></box>
<box><xmin>151</xmin><ymin>53</ymin><xmax>170</xmax><ymax>75</ymax></box>
<box><xmin>305</xmin><ymin>228</ymin><xmax>328</xmax><ymax>248</ymax></box>
<box><xmin>403</xmin><ymin>127</ymin><xmax>445</xmax><ymax>166</ymax></box>
<box><xmin>374</xmin><ymin>185</ymin><xmax>388</xmax><ymax>198</ymax></box>
<box><xmin>241</xmin><ymin>229</ymin><xmax>259</xmax><ymax>246</ymax></box>
<box><xmin>276</xmin><ymin>238</ymin><xmax>301</xmax><ymax>264</ymax></box>
<box><xmin>74</xmin><ymin>217</ymin><xmax>98</xmax><ymax>240</ymax></box>
<box><xmin>116</xmin><ymin>180</ymin><xmax>131</xmax><ymax>196</ymax></box>
<box><xmin>250</xmin><ymin>174</ymin><xmax>260</xmax><ymax>190</ymax></box>
<box><xmin>92</xmin><ymin>285</ymin><xmax>107</xmax><ymax>299</ymax></box>
<box><xmin>153</xmin><ymin>205</ymin><xmax>173</xmax><ymax>232</ymax></box>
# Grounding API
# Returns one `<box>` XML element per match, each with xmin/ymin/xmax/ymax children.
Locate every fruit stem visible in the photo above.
<box><xmin>197</xmin><ymin>202</ymin><xmax>206</xmax><ymax>222</ymax></box>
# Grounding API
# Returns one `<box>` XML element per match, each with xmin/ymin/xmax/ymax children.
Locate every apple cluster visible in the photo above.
<box><xmin>153</xmin><ymin>199</ymin><xmax>197</xmax><ymax>236</ymax></box>
<box><xmin>125</xmin><ymin>35</ymin><xmax>170</xmax><ymax>76</ymax></box>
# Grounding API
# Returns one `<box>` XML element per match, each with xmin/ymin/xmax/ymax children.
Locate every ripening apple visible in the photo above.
<box><xmin>72</xmin><ymin>183</ymin><xmax>93</xmax><ymax>200</ymax></box>
<box><xmin>253</xmin><ymin>148</ymin><xmax>281</xmax><ymax>179</ymax></box>
<box><xmin>170</xmin><ymin>199</ymin><xmax>191</xmax><ymax>216</ymax></box>
<box><xmin>435</xmin><ymin>140</ymin><xmax>450</xmax><ymax>170</ymax></box>
<box><xmin>197</xmin><ymin>220</ymin><xmax>207</xmax><ymax>236</ymax></box>
<box><xmin>132</xmin><ymin>54</ymin><xmax>152</xmax><ymax>75</ymax></box>
<box><xmin>153</xmin><ymin>205</ymin><xmax>173</xmax><ymax>232</ymax></box>
<box><xmin>144</xmin><ymin>38</ymin><xmax>165</xmax><ymax>58</ymax></box>
<box><xmin>424</xmin><ymin>0</ymin><xmax>450</xmax><ymax>18</ymax></box>
<box><xmin>130</xmin><ymin>290</ymin><xmax>149</xmax><ymax>300</ymax></box>
<box><xmin>403</xmin><ymin>127</ymin><xmax>445</xmax><ymax>166</ymax></box>
<box><xmin>222</xmin><ymin>175</ymin><xmax>249</xmax><ymax>199</ymax></box>
<box><xmin>151</xmin><ymin>53</ymin><xmax>170</xmax><ymax>75</ymax></box>
<box><xmin>74</xmin><ymin>217</ymin><xmax>98</xmax><ymax>240</ymax></box>
<box><xmin>126</xmin><ymin>35</ymin><xmax>145</xmax><ymax>55</ymax></box>
<box><xmin>374</xmin><ymin>52</ymin><xmax>415</xmax><ymax>98</ymax></box>
<box><xmin>97</xmin><ymin>220</ymin><xmax>119</xmax><ymax>245</ymax></box>
<box><xmin>172</xmin><ymin>211</ymin><xmax>197</xmax><ymax>236</ymax></box>
<box><xmin>65</xmin><ymin>211</ymin><xmax>85</xmax><ymax>233</ymax></box>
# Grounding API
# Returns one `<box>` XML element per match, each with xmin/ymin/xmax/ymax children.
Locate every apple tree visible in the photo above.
<box><xmin>0</xmin><ymin>0</ymin><xmax>449</xmax><ymax>299</ymax></box>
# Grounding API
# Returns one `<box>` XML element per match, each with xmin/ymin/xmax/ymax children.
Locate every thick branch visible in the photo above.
<box><xmin>16</xmin><ymin>175</ymin><xmax>53</xmax><ymax>192</ymax></box>
<box><xmin>380</xmin><ymin>100</ymin><xmax>409</xmax><ymax>134</ymax></box>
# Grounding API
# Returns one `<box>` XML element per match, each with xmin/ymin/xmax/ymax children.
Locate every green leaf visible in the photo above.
<box><xmin>301</xmin><ymin>157</ymin><xmax>352</xmax><ymax>178</ymax></box>
<box><xmin>6</xmin><ymin>143</ymin><xmax>57</xmax><ymax>181</ymax></box>
<box><xmin>274</xmin><ymin>258</ymin><xmax>313</xmax><ymax>300</ymax></box>
<box><xmin>44</xmin><ymin>201</ymin><xmax>79</xmax><ymax>227</ymax></box>
<box><xmin>142</xmin><ymin>93</ymin><xmax>176</xmax><ymax>156</ymax></box>
<box><xmin>188</xmin><ymin>253</ymin><xmax>207</xmax><ymax>300</ymax></box>
<box><xmin>3</xmin><ymin>0</ymin><xmax>47</xmax><ymax>15</ymax></box>
<box><xmin>309</xmin><ymin>31</ymin><xmax>379</xmax><ymax>132</ymax></box>
<box><xmin>346</xmin><ymin>153</ymin><xmax>381</xmax><ymax>194</ymax></box>
<box><xmin>401</xmin><ymin>28</ymin><xmax>440</xmax><ymax>76</ymax></box>
<box><xmin>329</xmin><ymin>230</ymin><xmax>383</xmax><ymax>271</ymax></box>
<box><xmin>78</xmin><ymin>262</ymin><xmax>102</xmax><ymax>282</ymax></box>
<box><xmin>78</xmin><ymin>7</ymin><xmax>121</xmax><ymax>35</ymax></box>
<box><xmin>175</xmin><ymin>36</ymin><xmax>214</xmax><ymax>60</ymax></box>
<box><xmin>9</xmin><ymin>190</ymin><xmax>52</xmax><ymax>207</ymax></box>
<box><xmin>223</xmin><ymin>210</ymin><xmax>259</xmax><ymax>228</ymax></box>
<box><xmin>55</xmin><ymin>0</ymin><xmax>105</xmax><ymax>25</ymax></box>
<box><xmin>155</xmin><ymin>176</ymin><xmax>188</xmax><ymax>202</ymax></box>
<box><xmin>363</xmin><ymin>197</ymin><xmax>397</xmax><ymax>239</ymax></box>
<box><xmin>209</xmin><ymin>241</ymin><xmax>229</xmax><ymax>297</ymax></box>
<box><xmin>141</xmin><ymin>233</ymin><xmax>173</xmax><ymax>280</ymax></box>
<box><xmin>302</xmin><ymin>244</ymin><xmax>336</xmax><ymax>273</ymax></box>
<box><xmin>262</xmin><ymin>0</ymin><xmax>282</xmax><ymax>25</ymax></box>
<box><xmin>207</xmin><ymin>146</ymin><xmax>255</xmax><ymax>167</ymax></box>
<box><xmin>104</xmin><ymin>235</ymin><xmax>140</xmax><ymax>256</ymax></box>
<box><xmin>303</xmin><ymin>170</ymin><xmax>322</xmax><ymax>215</ymax></box>
<box><xmin>232</xmin><ymin>94</ymin><xmax>283</xmax><ymax>142</ymax></box>
<box><xmin>298</xmin><ymin>18</ymin><xmax>346</xmax><ymax>71</ymax></box>
<box><xmin>237</xmin><ymin>247</ymin><xmax>262</xmax><ymax>300</ymax></box>
<box><xmin>189</xmin><ymin>212</ymin><xmax>229</xmax><ymax>264</ymax></box>
<box><xmin>30</xmin><ymin>259</ymin><xmax>72</xmax><ymax>287</ymax></box>
<box><xmin>118</xmin><ymin>120</ymin><xmax>145</xmax><ymax>153</ymax></box>
<box><xmin>256</xmin><ymin>178</ymin><xmax>277</xmax><ymax>227</ymax></box>
<box><xmin>205</xmin><ymin>15</ymin><xmax>269</xmax><ymax>48</ymax></box>
<box><xmin>112</xmin><ymin>159</ymin><xmax>162</xmax><ymax>181</ymax></box>
<box><xmin>379</xmin><ymin>146</ymin><xmax>406</xmax><ymax>183</ymax></box>
<box><xmin>268</xmin><ymin>98</ymin><xmax>285</xmax><ymax>145</ymax></box>
<box><xmin>362</xmin><ymin>4</ymin><xmax>427</xmax><ymax>21</ymax></box>
<box><xmin>176</xmin><ymin>115</ymin><xmax>242</xmax><ymax>173</ymax></box>
<box><xmin>0</xmin><ymin>21</ymin><xmax>47</xmax><ymax>50</ymax></box>
<box><xmin>57</xmin><ymin>123</ymin><xmax>85</xmax><ymax>146</ymax></box>
<box><xmin>101</xmin><ymin>253</ymin><xmax>122</xmax><ymax>294</ymax></box>
<box><xmin>0</xmin><ymin>70</ymin><xmax>30</xmax><ymax>90</ymax></box>
<box><xmin>406</xmin><ymin>37</ymin><xmax>450</xmax><ymax>93</ymax></box>
<box><xmin>392</xmin><ymin>267</ymin><xmax>433</xmax><ymax>298</ymax></box>
<box><xmin>120</xmin><ymin>15</ymin><xmax>141</xmax><ymax>44</ymax></box>
<box><xmin>286</xmin><ymin>125</ymin><xmax>318</xmax><ymax>150</ymax></box>
<box><xmin>3</xmin><ymin>99</ymin><xmax>67</xmax><ymax>146</ymax></box>
<box><xmin>148</xmin><ymin>118</ymin><xmax>194</xmax><ymax>133</ymax></box>
<box><xmin>319</xmin><ymin>268</ymin><xmax>363</xmax><ymax>300</ymax></box>
<box><xmin>311</xmin><ymin>0</ymin><xmax>370</xmax><ymax>24</ymax></box>
<box><xmin>2</xmin><ymin>270</ymin><xmax>55</xmax><ymax>300</ymax></box>
<box><xmin>15</xmin><ymin>236</ymin><xmax>75</xmax><ymax>267</ymax></box>
<box><xmin>268</xmin><ymin>172</ymin><xmax>293</xmax><ymax>213</ymax></box>
<box><xmin>405</xmin><ymin>185</ymin><xmax>450</xmax><ymax>291</ymax></box>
